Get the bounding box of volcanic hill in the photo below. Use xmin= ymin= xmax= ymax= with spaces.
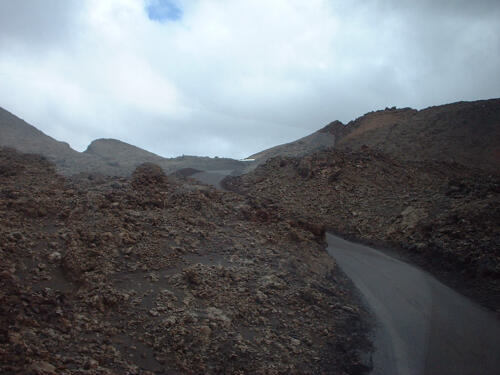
xmin=225 ymin=99 xmax=500 ymax=310
xmin=0 ymin=107 xmax=246 ymax=177
xmin=249 ymin=98 xmax=500 ymax=173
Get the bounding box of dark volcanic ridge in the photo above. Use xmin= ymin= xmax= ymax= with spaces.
xmin=249 ymin=98 xmax=500 ymax=173
xmin=2 ymin=98 xmax=499 ymax=180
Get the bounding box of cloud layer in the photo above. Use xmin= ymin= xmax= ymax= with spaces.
xmin=1 ymin=0 xmax=499 ymax=158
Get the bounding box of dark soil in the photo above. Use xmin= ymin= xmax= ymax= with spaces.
xmin=0 ymin=147 xmax=371 ymax=374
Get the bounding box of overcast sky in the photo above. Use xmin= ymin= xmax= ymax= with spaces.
xmin=1 ymin=0 xmax=499 ymax=158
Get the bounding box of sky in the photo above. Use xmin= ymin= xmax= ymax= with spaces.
xmin=0 ymin=0 xmax=499 ymax=159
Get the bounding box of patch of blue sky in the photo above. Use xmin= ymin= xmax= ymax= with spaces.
xmin=146 ymin=0 xmax=182 ymax=22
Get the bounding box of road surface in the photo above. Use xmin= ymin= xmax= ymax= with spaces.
xmin=190 ymin=169 xmax=233 ymax=191
xmin=326 ymin=233 xmax=500 ymax=375
xmin=187 ymin=170 xmax=500 ymax=374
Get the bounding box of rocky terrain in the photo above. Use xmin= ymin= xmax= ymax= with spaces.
xmin=0 ymin=147 xmax=371 ymax=374
xmin=246 ymin=121 xmax=347 ymax=169
xmin=248 ymin=98 xmax=500 ymax=173
xmin=0 ymin=107 xmax=246 ymax=177
xmin=2 ymin=97 xmax=498 ymax=373
xmin=225 ymin=147 xmax=500 ymax=311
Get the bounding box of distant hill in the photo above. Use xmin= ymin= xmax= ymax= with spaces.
xmin=84 ymin=138 xmax=244 ymax=174
xmin=0 ymin=107 xmax=114 ymax=175
xmin=2 ymin=98 xmax=498 ymax=176
xmin=336 ymin=99 xmax=500 ymax=172
xmin=249 ymin=98 xmax=500 ymax=173
xmin=248 ymin=120 xmax=346 ymax=164
xmin=0 ymin=107 xmax=246 ymax=176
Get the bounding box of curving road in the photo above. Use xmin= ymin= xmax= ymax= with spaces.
xmin=187 ymin=169 xmax=500 ymax=374
xmin=326 ymin=233 xmax=500 ymax=375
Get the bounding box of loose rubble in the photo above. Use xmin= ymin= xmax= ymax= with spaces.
xmin=225 ymin=147 xmax=500 ymax=311
xmin=0 ymin=147 xmax=371 ymax=374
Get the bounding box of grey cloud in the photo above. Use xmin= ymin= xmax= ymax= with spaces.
xmin=0 ymin=1 xmax=81 ymax=49
xmin=0 ymin=0 xmax=499 ymax=159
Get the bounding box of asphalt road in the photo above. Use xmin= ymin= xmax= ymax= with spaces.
xmin=190 ymin=169 xmax=234 ymax=190
xmin=189 ymin=170 xmax=500 ymax=374
xmin=326 ymin=233 xmax=500 ymax=375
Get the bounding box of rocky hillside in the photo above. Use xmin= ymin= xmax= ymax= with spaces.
xmin=4 ymin=98 xmax=497 ymax=178
xmin=84 ymin=139 xmax=244 ymax=175
xmin=0 ymin=147 xmax=370 ymax=374
xmin=84 ymin=139 xmax=167 ymax=168
xmin=225 ymin=147 xmax=500 ymax=311
xmin=247 ymin=98 xmax=500 ymax=173
xmin=337 ymin=99 xmax=500 ymax=173
xmin=0 ymin=107 xmax=246 ymax=177
xmin=247 ymin=121 xmax=347 ymax=167
xmin=0 ymin=107 xmax=114 ymax=176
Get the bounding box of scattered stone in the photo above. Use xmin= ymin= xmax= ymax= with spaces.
xmin=48 ymin=251 xmax=62 ymax=262
xmin=28 ymin=361 xmax=56 ymax=374
xmin=0 ymin=147 xmax=370 ymax=374
xmin=227 ymin=147 xmax=500 ymax=311
xmin=149 ymin=309 xmax=160 ymax=317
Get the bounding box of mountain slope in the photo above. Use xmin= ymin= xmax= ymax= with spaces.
xmin=85 ymin=138 xmax=245 ymax=174
xmin=3 ymin=98 xmax=498 ymax=177
xmin=249 ymin=99 xmax=500 ymax=173
xmin=248 ymin=120 xmax=346 ymax=164
xmin=0 ymin=107 xmax=115 ymax=175
xmin=0 ymin=107 xmax=246 ymax=176
xmin=337 ymin=99 xmax=500 ymax=172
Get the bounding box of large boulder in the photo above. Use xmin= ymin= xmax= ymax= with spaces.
xmin=131 ymin=162 xmax=167 ymax=187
